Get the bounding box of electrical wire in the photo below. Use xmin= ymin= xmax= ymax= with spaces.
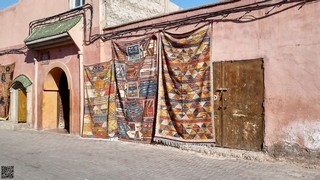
xmin=0 ymin=0 xmax=317 ymax=56
xmin=96 ymin=0 xmax=316 ymax=41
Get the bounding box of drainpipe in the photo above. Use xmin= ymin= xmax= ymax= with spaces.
xmin=34 ymin=57 xmax=38 ymax=129
xmin=79 ymin=50 xmax=84 ymax=136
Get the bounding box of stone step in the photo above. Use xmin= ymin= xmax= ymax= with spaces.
xmin=0 ymin=120 xmax=30 ymax=130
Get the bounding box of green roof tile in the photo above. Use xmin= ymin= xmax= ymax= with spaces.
xmin=12 ymin=74 xmax=32 ymax=88
xmin=25 ymin=16 xmax=82 ymax=43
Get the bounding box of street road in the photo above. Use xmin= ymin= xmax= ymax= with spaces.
xmin=0 ymin=129 xmax=319 ymax=180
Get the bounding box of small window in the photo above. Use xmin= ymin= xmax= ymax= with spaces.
xmin=70 ymin=0 xmax=85 ymax=9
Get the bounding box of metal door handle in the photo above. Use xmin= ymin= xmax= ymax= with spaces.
xmin=216 ymin=88 xmax=228 ymax=92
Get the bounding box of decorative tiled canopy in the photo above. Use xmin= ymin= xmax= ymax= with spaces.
xmin=25 ymin=16 xmax=81 ymax=43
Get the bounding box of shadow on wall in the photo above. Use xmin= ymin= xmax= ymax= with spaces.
xmin=24 ymin=50 xmax=35 ymax=64
xmin=24 ymin=45 xmax=78 ymax=64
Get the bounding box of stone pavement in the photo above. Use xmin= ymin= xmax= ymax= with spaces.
xmin=0 ymin=129 xmax=319 ymax=180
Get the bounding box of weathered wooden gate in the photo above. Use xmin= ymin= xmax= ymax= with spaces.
xmin=213 ymin=59 xmax=264 ymax=151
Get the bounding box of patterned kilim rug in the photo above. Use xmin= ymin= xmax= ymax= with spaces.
xmin=154 ymin=26 xmax=215 ymax=146
xmin=112 ymin=36 xmax=158 ymax=143
xmin=0 ymin=63 xmax=15 ymax=119
xmin=82 ymin=61 xmax=118 ymax=138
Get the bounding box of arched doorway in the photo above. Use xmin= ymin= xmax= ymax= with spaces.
xmin=42 ymin=67 xmax=70 ymax=133
xmin=10 ymin=75 xmax=32 ymax=124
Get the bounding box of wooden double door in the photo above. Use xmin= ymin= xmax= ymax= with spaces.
xmin=213 ymin=59 xmax=264 ymax=151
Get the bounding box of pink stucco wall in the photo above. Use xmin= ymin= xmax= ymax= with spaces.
xmin=211 ymin=0 xmax=320 ymax=154
xmin=1 ymin=0 xmax=319 ymax=156
xmin=102 ymin=0 xmax=320 ymax=155
xmin=0 ymin=0 xmax=70 ymax=128
xmin=0 ymin=0 xmax=102 ymax=135
xmin=0 ymin=0 xmax=69 ymax=49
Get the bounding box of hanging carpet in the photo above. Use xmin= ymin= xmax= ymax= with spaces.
xmin=82 ymin=61 xmax=118 ymax=138
xmin=154 ymin=26 xmax=215 ymax=146
xmin=112 ymin=36 xmax=158 ymax=143
xmin=0 ymin=63 xmax=15 ymax=119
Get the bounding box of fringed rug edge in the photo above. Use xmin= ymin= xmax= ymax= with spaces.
xmin=153 ymin=137 xmax=215 ymax=148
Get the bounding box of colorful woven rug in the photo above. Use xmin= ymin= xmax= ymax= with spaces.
xmin=154 ymin=26 xmax=214 ymax=146
xmin=0 ymin=63 xmax=15 ymax=119
xmin=82 ymin=61 xmax=118 ymax=138
xmin=112 ymin=36 xmax=158 ymax=143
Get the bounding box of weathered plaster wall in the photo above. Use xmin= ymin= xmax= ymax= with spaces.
xmin=102 ymin=0 xmax=320 ymax=156
xmin=103 ymin=0 xmax=181 ymax=28
xmin=210 ymin=0 xmax=320 ymax=156
xmin=258 ymin=1 xmax=320 ymax=157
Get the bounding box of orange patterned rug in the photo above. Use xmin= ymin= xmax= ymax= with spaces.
xmin=155 ymin=26 xmax=215 ymax=146
xmin=82 ymin=61 xmax=118 ymax=138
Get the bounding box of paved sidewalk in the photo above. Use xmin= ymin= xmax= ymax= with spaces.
xmin=0 ymin=129 xmax=319 ymax=180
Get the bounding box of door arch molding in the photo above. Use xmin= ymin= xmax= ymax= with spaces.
xmin=10 ymin=74 xmax=33 ymax=125
xmin=43 ymin=62 xmax=72 ymax=90
xmin=42 ymin=64 xmax=72 ymax=133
